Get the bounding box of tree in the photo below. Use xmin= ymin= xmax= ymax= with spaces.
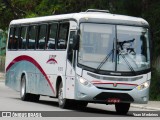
xmin=0 ymin=0 xmax=160 ymax=60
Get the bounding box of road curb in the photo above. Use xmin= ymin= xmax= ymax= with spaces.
xmin=131 ymin=104 xmax=160 ymax=111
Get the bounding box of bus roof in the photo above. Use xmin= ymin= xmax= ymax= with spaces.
xmin=10 ymin=11 xmax=149 ymax=27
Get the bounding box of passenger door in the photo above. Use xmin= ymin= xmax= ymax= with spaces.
xmin=65 ymin=31 xmax=76 ymax=99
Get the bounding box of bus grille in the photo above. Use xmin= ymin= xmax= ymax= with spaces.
xmin=96 ymin=87 xmax=133 ymax=91
xmin=88 ymin=72 xmax=143 ymax=81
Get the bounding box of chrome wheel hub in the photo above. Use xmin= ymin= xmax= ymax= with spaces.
xmin=58 ymin=88 xmax=64 ymax=105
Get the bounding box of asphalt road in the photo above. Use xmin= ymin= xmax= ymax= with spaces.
xmin=0 ymin=80 xmax=159 ymax=120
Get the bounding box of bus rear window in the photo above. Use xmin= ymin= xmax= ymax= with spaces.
xmin=8 ymin=27 xmax=14 ymax=49
xmin=12 ymin=27 xmax=19 ymax=49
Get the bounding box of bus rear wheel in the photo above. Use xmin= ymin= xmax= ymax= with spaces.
xmin=58 ymin=82 xmax=70 ymax=108
xmin=115 ymin=103 xmax=130 ymax=115
xmin=20 ymin=75 xmax=40 ymax=102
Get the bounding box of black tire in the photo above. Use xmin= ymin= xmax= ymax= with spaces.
xmin=20 ymin=75 xmax=40 ymax=102
xmin=115 ymin=103 xmax=130 ymax=115
xmin=58 ymin=82 xmax=70 ymax=108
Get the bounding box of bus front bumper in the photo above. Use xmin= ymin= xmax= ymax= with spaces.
xmin=75 ymin=82 xmax=149 ymax=104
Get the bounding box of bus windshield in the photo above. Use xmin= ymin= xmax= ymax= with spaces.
xmin=78 ymin=23 xmax=150 ymax=73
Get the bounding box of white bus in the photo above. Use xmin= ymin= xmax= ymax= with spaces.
xmin=5 ymin=9 xmax=151 ymax=114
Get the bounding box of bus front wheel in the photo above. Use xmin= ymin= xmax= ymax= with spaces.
xmin=58 ymin=82 xmax=70 ymax=108
xmin=115 ymin=103 xmax=130 ymax=115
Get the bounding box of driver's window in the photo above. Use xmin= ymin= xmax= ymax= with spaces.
xmin=57 ymin=22 xmax=69 ymax=49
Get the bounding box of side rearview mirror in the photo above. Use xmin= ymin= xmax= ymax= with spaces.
xmin=72 ymin=35 xmax=80 ymax=50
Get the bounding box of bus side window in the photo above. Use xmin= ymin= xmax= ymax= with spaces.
xmin=28 ymin=25 xmax=37 ymax=49
xmin=20 ymin=26 xmax=27 ymax=49
xmin=57 ymin=23 xmax=69 ymax=49
xmin=18 ymin=27 xmax=22 ymax=49
xmin=8 ymin=27 xmax=14 ymax=49
xmin=47 ymin=23 xmax=58 ymax=49
xmin=38 ymin=24 xmax=47 ymax=49
xmin=12 ymin=27 xmax=19 ymax=50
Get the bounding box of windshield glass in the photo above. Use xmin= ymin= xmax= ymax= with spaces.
xmin=78 ymin=23 xmax=150 ymax=73
xmin=116 ymin=25 xmax=150 ymax=72
xmin=79 ymin=23 xmax=116 ymax=71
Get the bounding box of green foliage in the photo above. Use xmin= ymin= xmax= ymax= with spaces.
xmin=143 ymin=1 xmax=160 ymax=59
xmin=149 ymin=68 xmax=160 ymax=100
xmin=25 ymin=12 xmax=38 ymax=18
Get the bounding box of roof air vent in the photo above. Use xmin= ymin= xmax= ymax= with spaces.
xmin=85 ymin=9 xmax=110 ymax=13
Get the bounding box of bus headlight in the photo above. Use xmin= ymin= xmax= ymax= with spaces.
xmin=77 ymin=76 xmax=93 ymax=87
xmin=137 ymin=81 xmax=150 ymax=90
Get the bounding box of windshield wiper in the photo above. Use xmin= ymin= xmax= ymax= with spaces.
xmin=96 ymin=40 xmax=115 ymax=72
xmin=96 ymin=49 xmax=114 ymax=72
xmin=119 ymin=54 xmax=136 ymax=75
xmin=95 ymin=38 xmax=136 ymax=74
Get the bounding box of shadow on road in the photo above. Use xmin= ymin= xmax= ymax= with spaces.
xmin=38 ymin=99 xmax=59 ymax=107
xmin=38 ymin=100 xmax=133 ymax=117
xmin=10 ymin=97 xmax=133 ymax=117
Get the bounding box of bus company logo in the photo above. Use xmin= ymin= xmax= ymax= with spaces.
xmin=46 ymin=55 xmax=57 ymax=64
xmin=113 ymin=83 xmax=117 ymax=87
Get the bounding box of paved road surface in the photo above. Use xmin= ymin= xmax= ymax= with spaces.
xmin=0 ymin=81 xmax=159 ymax=120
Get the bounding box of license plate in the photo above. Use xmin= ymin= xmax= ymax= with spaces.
xmin=107 ymin=98 xmax=121 ymax=103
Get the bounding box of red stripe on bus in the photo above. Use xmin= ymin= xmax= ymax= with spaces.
xmin=6 ymin=55 xmax=55 ymax=94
